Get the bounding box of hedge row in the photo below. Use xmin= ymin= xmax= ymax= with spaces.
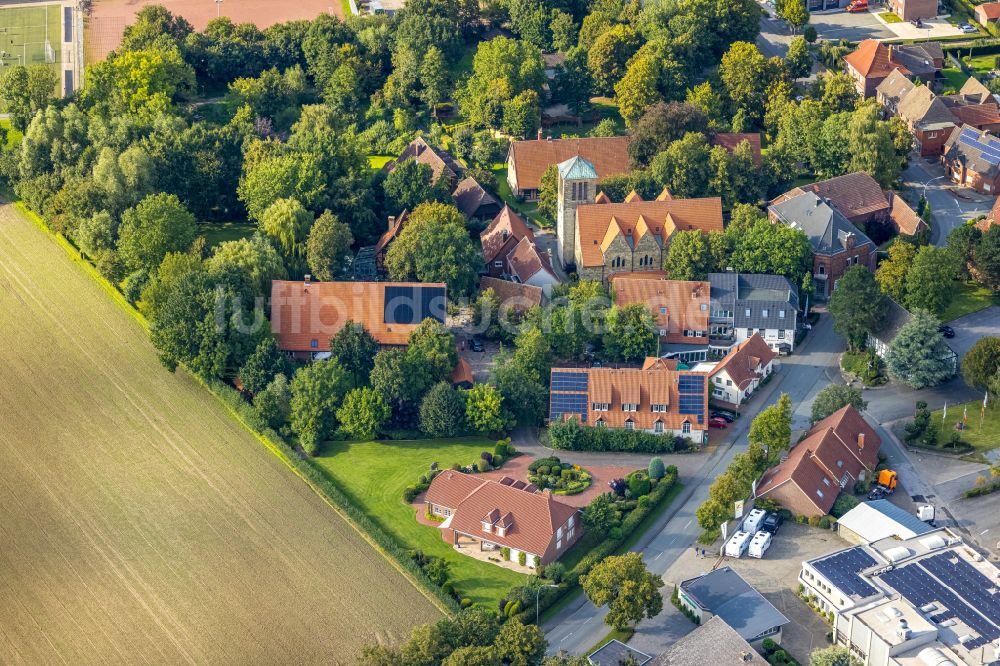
xmin=22 ymin=200 xmax=460 ymax=616
xmin=514 ymin=466 xmax=679 ymax=624
xmin=549 ymin=416 xmax=693 ymax=453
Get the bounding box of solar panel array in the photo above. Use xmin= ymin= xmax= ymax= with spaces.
xmin=813 ymin=547 xmax=879 ymax=599
xmin=383 ymin=285 xmax=447 ymax=325
xmin=677 ymin=375 xmax=706 ymax=424
xmin=879 ymin=553 xmax=1000 ymax=651
xmin=959 ymin=126 xmax=1000 ymax=167
xmin=549 ymin=371 xmax=588 ymax=423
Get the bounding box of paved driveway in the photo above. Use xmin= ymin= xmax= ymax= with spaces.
xmin=902 ymin=158 xmax=996 ymax=246
xmin=947 ymin=306 xmax=1000 ymax=358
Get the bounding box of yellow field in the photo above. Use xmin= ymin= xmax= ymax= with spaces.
xmin=0 ymin=203 xmax=440 ymax=664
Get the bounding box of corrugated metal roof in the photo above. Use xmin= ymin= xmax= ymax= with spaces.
xmin=837 ymin=500 xmax=935 ymax=543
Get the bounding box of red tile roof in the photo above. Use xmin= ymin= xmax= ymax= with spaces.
xmin=480 ymin=206 xmax=534 ymax=265
xmin=508 ymin=136 xmax=631 ymax=191
xmin=709 ymin=333 xmax=776 ymax=391
xmin=979 ymin=198 xmax=1000 ymax=231
xmin=886 ymin=192 xmax=926 ymax=236
xmin=978 ymin=1 xmax=1000 ymax=19
xmin=711 ymin=133 xmax=762 ymax=165
xmin=609 ymin=276 xmax=710 ymax=345
xmin=949 ymin=103 xmax=1000 ymax=128
xmin=479 ymin=276 xmax=545 ymax=311
xmin=450 ymin=357 xmax=474 ymax=387
xmin=507 ymin=236 xmax=556 ymax=283
xmin=576 ymin=198 xmax=724 ymax=268
xmin=844 ymin=40 xmax=909 ymax=79
xmin=452 ymin=176 xmax=500 ymax=218
xmin=813 ymin=404 xmax=881 ymax=471
xmin=374 ymin=209 xmax=408 ymax=257
xmin=425 ymin=471 xmax=579 ymax=557
xmin=799 ymin=172 xmax=890 ymax=221
xmin=270 ymin=279 xmax=446 ymax=349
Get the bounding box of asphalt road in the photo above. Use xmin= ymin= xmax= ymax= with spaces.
xmin=543 ymin=312 xmax=847 ymax=655
xmin=902 ymin=158 xmax=995 ymax=246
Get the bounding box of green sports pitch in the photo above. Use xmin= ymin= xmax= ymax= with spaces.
xmin=0 ymin=3 xmax=62 ymax=69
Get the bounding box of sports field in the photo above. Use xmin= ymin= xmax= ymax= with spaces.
xmin=87 ymin=0 xmax=344 ymax=62
xmin=0 ymin=203 xmax=440 ymax=663
xmin=0 ymin=3 xmax=61 ymax=67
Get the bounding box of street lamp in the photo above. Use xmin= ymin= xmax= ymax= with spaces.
xmin=536 ymin=584 xmax=559 ymax=625
xmin=215 ymin=0 xmax=223 ymax=17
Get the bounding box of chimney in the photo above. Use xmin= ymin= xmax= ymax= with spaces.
xmin=858 ymin=432 xmax=865 ymax=449
xmin=537 ymin=128 xmax=543 ymax=140
xmin=387 ymin=215 xmax=395 ymax=231
xmin=304 ymin=274 xmax=311 ymax=286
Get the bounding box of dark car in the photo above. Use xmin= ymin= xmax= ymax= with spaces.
xmin=938 ymin=325 xmax=955 ymax=339
xmin=470 ymin=338 xmax=484 ymax=352
xmin=708 ymin=416 xmax=728 ymax=429
xmin=868 ymin=486 xmax=887 ymax=501
xmin=711 ymin=410 xmax=738 ymax=423
xmin=762 ymin=512 xmax=783 ymax=535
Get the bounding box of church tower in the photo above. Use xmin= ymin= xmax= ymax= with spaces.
xmin=556 ymin=155 xmax=599 ymax=268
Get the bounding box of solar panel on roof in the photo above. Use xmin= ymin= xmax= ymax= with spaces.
xmin=551 ymin=371 xmax=589 ymax=392
xmin=813 ymin=547 xmax=879 ymax=598
xmin=677 ymin=374 xmax=706 ymax=424
xmin=959 ymin=127 xmax=1000 ymax=166
xmin=383 ymin=285 xmax=446 ymax=325
xmin=549 ymin=391 xmax=587 ymax=423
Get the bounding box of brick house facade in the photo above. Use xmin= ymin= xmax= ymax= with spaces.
xmin=942 ymin=124 xmax=1000 ymax=194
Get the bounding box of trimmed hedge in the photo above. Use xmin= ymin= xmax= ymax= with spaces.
xmin=514 ymin=465 xmax=679 ymax=624
xmin=549 ymin=416 xmax=692 ymax=453
xmin=19 ymin=200 xmax=460 ymax=616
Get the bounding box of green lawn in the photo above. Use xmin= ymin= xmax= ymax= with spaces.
xmin=879 ymin=11 xmax=903 ymax=23
xmin=312 ymin=438 xmax=531 ymax=606
xmin=940 ymin=67 xmax=969 ymax=93
xmin=368 ymin=155 xmax=395 ymax=169
xmin=940 ymin=281 xmax=1000 ymax=322
xmin=491 ymin=165 xmax=549 ymax=226
xmin=929 ymin=400 xmax=1000 ymax=452
xmin=199 ymin=222 xmax=256 ymax=248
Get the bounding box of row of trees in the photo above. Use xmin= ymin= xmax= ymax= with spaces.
xmin=240 ymin=320 xmax=514 ymax=453
xmin=696 ymin=394 xmax=793 ymax=534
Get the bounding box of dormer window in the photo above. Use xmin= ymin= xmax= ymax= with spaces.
xmin=763 ymin=309 xmax=769 ymax=317
xmin=482 ymin=522 xmax=492 ymax=533
xmin=623 ymin=403 xmax=638 ymax=412
xmin=779 ymin=310 xmax=785 ymax=318
xmin=651 ymin=404 xmax=667 ymax=413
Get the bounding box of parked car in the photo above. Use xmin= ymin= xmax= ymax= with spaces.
xmin=959 ymin=23 xmax=977 ymax=33
xmin=938 ymin=325 xmax=955 ymax=338
xmin=868 ymin=486 xmax=888 ymax=500
xmin=761 ymin=512 xmax=783 ymax=535
xmin=470 ymin=338 xmax=484 ymax=352
xmin=711 ymin=410 xmax=738 ymax=423
xmin=708 ymin=416 xmax=728 ymax=429
xmin=846 ymin=0 xmax=868 ymax=12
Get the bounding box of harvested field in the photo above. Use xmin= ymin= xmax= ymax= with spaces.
xmin=86 ymin=0 xmax=344 ymax=63
xmin=0 ymin=203 xmax=440 ymax=664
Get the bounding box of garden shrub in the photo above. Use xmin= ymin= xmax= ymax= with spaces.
xmin=627 ymin=470 xmax=651 ymax=497
xmin=518 ymin=551 xmax=527 ymax=566
xmin=460 ymin=598 xmax=472 ymax=608
xmin=403 ymin=486 xmax=420 ymax=503
xmin=831 ymin=493 xmax=860 ymax=518
xmin=808 ymin=515 xmax=821 ymax=527
xmin=501 ymin=547 xmax=510 ymax=561
xmin=549 ymin=416 xmax=680 ymax=452
xmin=493 ymin=454 xmax=503 ymax=467
xmin=648 ymin=457 xmax=665 ymax=480
xmin=818 ymin=516 xmax=833 ymax=529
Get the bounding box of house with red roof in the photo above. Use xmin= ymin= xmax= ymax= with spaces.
xmin=480 ymin=206 xmax=559 ymax=295
xmin=754 ymin=406 xmax=881 ymax=518
xmin=424 ymin=471 xmax=582 ymax=568
xmin=843 ymin=40 xmax=942 ymax=98
xmin=705 ymin=334 xmax=777 ymax=408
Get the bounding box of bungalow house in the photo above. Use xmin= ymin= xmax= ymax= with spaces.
xmin=424 ymin=471 xmax=581 ymax=568
xmin=704 ymin=333 xmax=777 ymax=408
xmin=480 ymin=206 xmax=559 ymax=295
xmin=609 ymin=273 xmax=711 ymax=363
xmin=942 ymin=124 xmax=1000 ymax=194
xmin=557 ymin=157 xmax=724 ymax=280
xmin=270 ymin=278 xmax=446 ymax=358
xmin=384 ymin=137 xmax=464 ymax=190
xmin=506 ymin=135 xmax=631 ymax=200
xmin=677 ymin=568 xmax=790 ymax=646
xmin=548 ymin=363 xmax=710 ymax=441
xmin=768 ymin=191 xmax=877 ymax=299
xmin=975 ymin=1 xmax=1000 ymax=25
xmin=843 ymin=40 xmax=942 ymax=98
xmin=707 ymin=273 xmax=800 ymax=354
xmin=877 ymin=74 xmax=1000 ymax=157
xmin=867 ymin=298 xmax=958 ymax=370
xmin=452 ymin=176 xmax=501 ymax=220
xmin=755 ymin=405 xmax=881 ymax=518
xmin=710 ymin=132 xmax=762 ymax=165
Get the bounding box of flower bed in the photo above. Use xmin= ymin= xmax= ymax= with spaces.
xmin=527 ymin=456 xmax=592 ymax=495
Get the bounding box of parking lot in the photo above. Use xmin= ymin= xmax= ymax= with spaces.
xmin=809 ymin=9 xmax=896 ymax=42
xmin=655 ymin=522 xmax=849 ymax=663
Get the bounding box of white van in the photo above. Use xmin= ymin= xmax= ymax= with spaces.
xmin=748 ymin=531 xmax=772 ymax=559
xmin=725 ymin=530 xmax=752 ymax=558
xmin=743 ymin=508 xmax=767 ymax=535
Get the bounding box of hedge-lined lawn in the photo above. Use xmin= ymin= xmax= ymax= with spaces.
xmin=941 ymin=281 xmax=1000 ymax=322
xmin=313 ymin=438 xmax=530 ymax=606
xmin=198 ymin=221 xmax=256 ymax=248
xmin=368 ymin=155 xmax=395 ymax=169
xmin=941 ymin=67 xmax=969 ymax=92
xmin=930 ymin=400 xmax=1000 ymax=452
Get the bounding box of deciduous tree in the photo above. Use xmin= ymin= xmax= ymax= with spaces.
xmin=829 ymin=266 xmax=886 ymax=349
xmin=961 ymin=337 xmax=1000 ymax=395
xmin=581 ymin=553 xmax=664 ymax=631
xmin=259 ymin=197 xmax=312 ymax=277
xmin=749 ymin=393 xmax=792 ymax=455
xmin=875 ymin=239 xmax=916 ymax=303
xmin=117 ymin=193 xmax=197 ymax=275
xmin=811 ymin=385 xmax=867 ymax=423
xmin=906 ymin=245 xmax=957 ymax=316
xmin=337 ymin=387 xmax=390 ymax=440
xmin=465 ymin=384 xmax=512 ymax=435
xmin=239 ymin=337 xmax=290 ymax=395
xmin=664 ymin=230 xmax=713 ymax=280
xmin=330 ymin=322 xmax=379 ymax=388
xmin=306 ymin=211 xmax=354 ymax=281
xmin=290 ymin=359 xmax=351 ymax=454
xmin=603 ymin=304 xmax=657 ymax=362
xmin=385 ymin=202 xmax=480 ymax=296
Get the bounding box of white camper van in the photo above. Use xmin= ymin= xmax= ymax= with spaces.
xmin=725 ymin=530 xmax=752 ymax=558
xmin=748 ymin=531 xmax=772 ymax=559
